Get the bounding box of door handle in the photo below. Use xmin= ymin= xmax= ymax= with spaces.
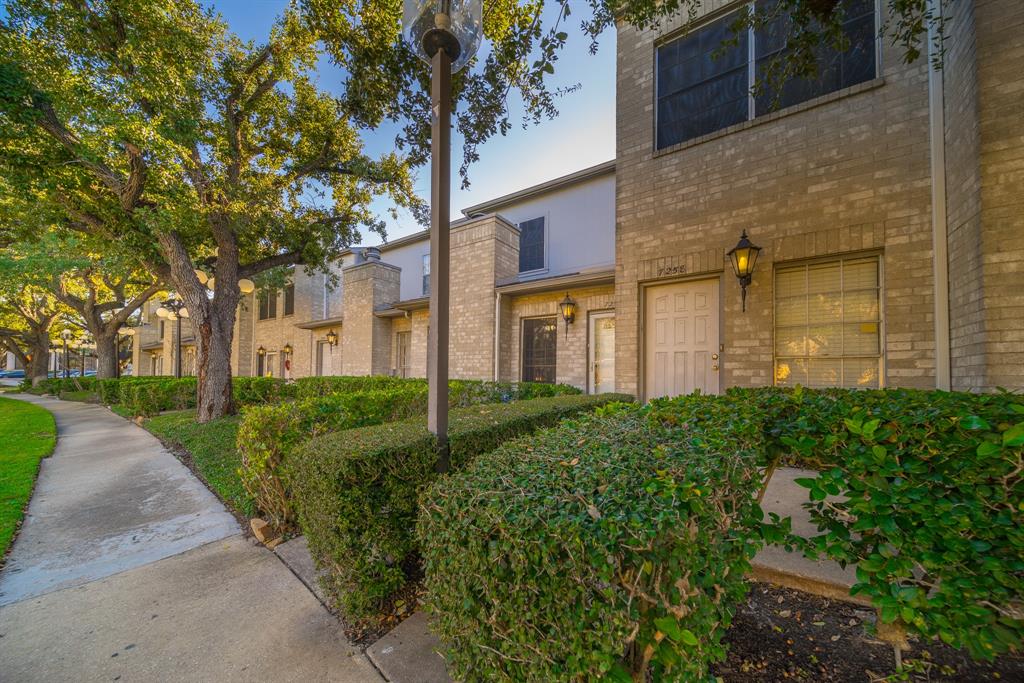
xmin=712 ymin=364 xmax=719 ymax=371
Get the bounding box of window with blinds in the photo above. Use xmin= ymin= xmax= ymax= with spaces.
xmin=521 ymin=317 xmax=557 ymax=383
xmin=258 ymin=289 xmax=277 ymax=320
xmin=774 ymin=256 xmax=882 ymax=388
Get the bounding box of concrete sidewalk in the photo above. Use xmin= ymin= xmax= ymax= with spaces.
xmin=0 ymin=395 xmax=382 ymax=682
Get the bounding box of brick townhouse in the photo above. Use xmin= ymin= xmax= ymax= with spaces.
xmin=132 ymin=0 xmax=1022 ymax=397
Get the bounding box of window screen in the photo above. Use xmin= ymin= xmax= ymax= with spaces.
xmin=521 ymin=317 xmax=557 ymax=383
xmin=656 ymin=11 xmax=749 ymax=149
xmin=655 ymin=0 xmax=877 ymax=149
xmin=754 ymin=0 xmax=876 ymax=114
xmin=258 ymin=290 xmax=277 ymax=320
xmin=283 ymin=283 xmax=295 ymax=316
xmin=518 ymin=217 xmax=545 ymax=272
xmin=774 ymin=256 xmax=882 ymax=389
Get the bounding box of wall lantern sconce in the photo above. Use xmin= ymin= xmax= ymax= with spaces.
xmin=282 ymin=343 xmax=293 ymax=355
xmin=559 ymin=293 xmax=577 ymax=337
xmin=727 ymin=230 xmax=762 ymax=313
xmin=256 ymin=346 xmax=266 ymax=357
xmin=326 ymin=329 xmax=338 ymax=347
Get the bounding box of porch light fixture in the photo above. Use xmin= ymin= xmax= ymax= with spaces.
xmin=238 ymin=278 xmax=256 ymax=294
xmin=326 ymin=330 xmax=338 ymax=347
xmin=727 ymin=230 xmax=762 ymax=313
xmin=282 ymin=343 xmax=293 ymax=355
xmin=559 ymin=293 xmax=577 ymax=337
xmin=256 ymin=346 xmax=266 ymax=357
xmin=403 ymin=0 xmax=484 ymax=474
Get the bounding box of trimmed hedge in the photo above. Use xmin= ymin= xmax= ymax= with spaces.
xmin=96 ymin=376 xmax=293 ymax=416
xmin=37 ymin=376 xmax=99 ymax=395
xmin=287 ymin=393 xmax=634 ymax=622
xmin=237 ymin=379 xmax=583 ymax=527
xmin=418 ymin=395 xmax=767 ymax=682
xmin=237 ymin=384 xmax=433 ymax=526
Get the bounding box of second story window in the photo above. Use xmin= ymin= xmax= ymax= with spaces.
xmin=656 ymin=0 xmax=877 ymax=150
xmin=518 ymin=217 xmax=545 ymax=273
xmin=422 ymin=253 xmax=431 ymax=296
xmin=283 ymin=283 xmax=295 ymax=316
xmin=258 ymin=289 xmax=277 ymax=320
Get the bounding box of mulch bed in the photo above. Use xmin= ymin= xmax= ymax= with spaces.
xmin=713 ymin=583 xmax=1023 ymax=681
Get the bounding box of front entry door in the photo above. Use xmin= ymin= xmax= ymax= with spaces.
xmin=588 ymin=312 xmax=616 ymax=394
xmin=645 ymin=279 xmax=720 ymax=400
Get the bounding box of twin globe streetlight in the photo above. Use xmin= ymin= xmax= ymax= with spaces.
xmin=152 ymin=274 xmax=257 ymax=378
xmin=403 ymin=0 xmax=483 ymax=473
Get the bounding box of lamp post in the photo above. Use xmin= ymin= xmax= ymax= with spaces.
xmin=61 ymin=329 xmax=72 ymax=379
xmin=403 ymin=0 xmax=483 ymax=473
xmin=156 ymin=298 xmax=188 ymax=378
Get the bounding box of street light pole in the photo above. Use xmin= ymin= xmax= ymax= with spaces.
xmin=427 ymin=45 xmax=452 ymax=472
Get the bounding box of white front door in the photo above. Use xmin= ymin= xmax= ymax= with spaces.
xmin=588 ymin=312 xmax=616 ymax=394
xmin=645 ymin=279 xmax=720 ymax=400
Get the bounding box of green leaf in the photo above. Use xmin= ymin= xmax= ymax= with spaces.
xmin=679 ymin=629 xmax=700 ymax=647
xmin=976 ymin=441 xmax=1001 ymax=456
xmin=961 ymin=415 xmax=991 ymax=430
xmin=1002 ymin=422 xmax=1024 ymax=447
xmin=654 ymin=616 xmax=683 ymax=641
xmin=793 ymin=477 xmax=818 ymax=489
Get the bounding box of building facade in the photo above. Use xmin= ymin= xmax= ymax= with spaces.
xmin=132 ymin=0 xmax=1022 ymax=397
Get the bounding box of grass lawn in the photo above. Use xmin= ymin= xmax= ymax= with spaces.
xmin=0 ymin=396 xmax=57 ymax=558
xmin=141 ymin=410 xmax=254 ymax=518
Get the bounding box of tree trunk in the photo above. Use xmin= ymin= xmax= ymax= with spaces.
xmin=196 ymin=308 xmax=235 ymax=422
xmin=29 ymin=336 xmax=50 ymax=386
xmin=94 ymin=332 xmax=118 ymax=378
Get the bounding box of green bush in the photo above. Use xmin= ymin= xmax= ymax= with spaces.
xmin=32 ymin=376 xmax=99 ymax=395
xmin=743 ymin=386 xmax=1024 ymax=661
xmin=293 ymin=375 xmax=414 ymax=398
xmin=126 ymin=378 xmax=198 ymax=416
xmin=287 ymin=393 xmax=633 ymax=622
xmin=232 ymin=376 xmax=294 ymax=405
xmin=418 ymin=395 xmax=766 ymax=682
xmin=237 ymin=384 xmax=432 ymax=526
xmin=238 ymin=379 xmax=584 ymax=527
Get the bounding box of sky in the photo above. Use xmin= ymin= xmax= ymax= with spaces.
xmin=210 ymin=1 xmax=617 ymax=245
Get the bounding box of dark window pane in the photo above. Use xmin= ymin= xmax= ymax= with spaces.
xmin=518 ymin=217 xmax=545 ymax=272
xmin=284 ymin=284 xmax=295 ymax=316
xmin=656 ymin=10 xmax=749 ymax=148
xmin=258 ymin=289 xmax=277 ymax=320
xmin=522 ymin=317 xmax=557 ymax=384
xmin=754 ymin=0 xmax=876 ymax=115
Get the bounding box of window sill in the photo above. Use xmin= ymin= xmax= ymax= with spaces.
xmin=517 ymin=268 xmax=549 ymax=280
xmin=653 ymin=77 xmax=886 ymax=159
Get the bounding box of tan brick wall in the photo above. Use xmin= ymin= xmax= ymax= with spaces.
xmin=504 ymin=285 xmax=616 ymax=391
xmin=972 ymin=0 xmax=1024 ymax=390
xmin=615 ymin=6 xmax=936 ymax=397
xmin=341 ymin=260 xmax=401 ymax=376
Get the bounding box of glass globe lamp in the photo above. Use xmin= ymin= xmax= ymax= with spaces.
xmin=403 ymin=0 xmax=482 ymax=73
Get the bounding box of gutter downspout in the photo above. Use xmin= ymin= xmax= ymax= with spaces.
xmin=928 ymin=0 xmax=952 ymax=391
xmin=493 ymin=290 xmax=501 ymax=381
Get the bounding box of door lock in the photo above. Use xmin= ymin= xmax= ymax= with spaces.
xmin=712 ymin=354 xmax=719 ymax=360
xmin=712 ymin=365 xmax=719 ymax=371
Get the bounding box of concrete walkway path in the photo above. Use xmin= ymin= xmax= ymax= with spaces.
xmin=0 ymin=395 xmax=382 ymax=682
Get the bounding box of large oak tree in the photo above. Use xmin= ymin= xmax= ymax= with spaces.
xmin=1 ymin=1 xmax=423 ymax=420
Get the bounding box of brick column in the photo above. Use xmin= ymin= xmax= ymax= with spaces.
xmin=448 ymin=215 xmax=519 ymax=380
xmin=341 ymin=258 xmax=401 ymax=376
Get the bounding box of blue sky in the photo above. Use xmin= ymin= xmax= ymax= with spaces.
xmin=210 ymin=1 xmax=616 ymax=244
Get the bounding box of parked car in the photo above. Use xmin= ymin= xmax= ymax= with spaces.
xmin=0 ymin=369 xmax=26 ymax=378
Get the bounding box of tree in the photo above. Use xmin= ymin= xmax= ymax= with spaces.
xmin=0 ymin=277 xmax=62 ymax=386
xmin=303 ymin=0 xmax=947 ymax=185
xmin=0 ymin=1 xmax=423 ymax=420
